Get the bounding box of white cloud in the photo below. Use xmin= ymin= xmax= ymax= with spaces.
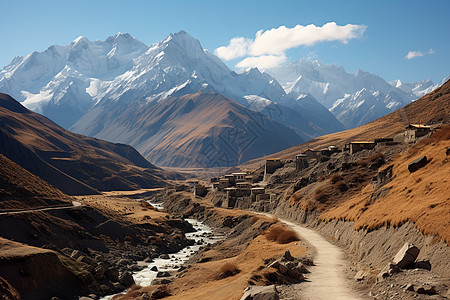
xmin=215 ymin=37 xmax=252 ymax=61
xmin=405 ymin=49 xmax=434 ymax=60
xmin=249 ymin=22 xmax=366 ymax=56
xmin=215 ymin=22 xmax=366 ymax=70
xmin=236 ymin=54 xmax=287 ymax=70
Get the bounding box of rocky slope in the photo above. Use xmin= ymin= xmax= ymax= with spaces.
xmin=0 ymin=93 xmax=177 ymax=195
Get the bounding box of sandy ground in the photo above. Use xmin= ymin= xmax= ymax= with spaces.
xmin=278 ymin=218 xmax=362 ymax=300
xmin=75 ymin=190 xmax=167 ymax=223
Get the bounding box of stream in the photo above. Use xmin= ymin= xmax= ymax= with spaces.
xmin=101 ymin=200 xmax=223 ymax=299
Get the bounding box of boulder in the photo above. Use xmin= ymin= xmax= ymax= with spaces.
xmin=267 ymin=260 xmax=280 ymax=269
xmin=118 ymin=271 xmax=135 ymax=287
xmin=278 ymin=264 xmax=288 ymax=275
xmin=156 ymin=271 xmax=171 ymax=278
xmin=150 ymin=266 xmax=158 ymax=272
xmin=287 ymin=268 xmax=304 ymax=281
xmin=415 ymin=284 xmax=437 ymax=295
xmin=240 ymin=285 xmax=279 ymax=300
xmin=414 ymin=260 xmax=431 ymax=271
xmin=283 ymin=250 xmax=294 ymax=261
xmin=393 ymin=243 xmax=420 ymax=269
xmin=296 ymin=263 xmax=309 ymax=274
xmin=408 ymin=156 xmax=428 ymax=173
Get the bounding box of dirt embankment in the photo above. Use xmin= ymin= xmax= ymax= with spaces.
xmin=114 ymin=191 xmax=308 ymax=300
xmin=0 ymin=191 xmax=196 ymax=300
xmin=0 ymin=238 xmax=87 ymax=300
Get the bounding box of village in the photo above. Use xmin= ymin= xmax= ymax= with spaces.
xmin=167 ymin=123 xmax=440 ymax=211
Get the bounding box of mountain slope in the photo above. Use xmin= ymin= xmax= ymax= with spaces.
xmin=0 ymin=93 xmax=173 ymax=195
xmin=237 ymin=79 xmax=450 ymax=170
xmin=0 ymin=154 xmax=72 ymax=210
xmin=72 ymin=91 xmax=303 ymax=168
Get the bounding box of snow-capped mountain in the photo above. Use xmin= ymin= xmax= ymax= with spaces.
xmin=0 ymin=32 xmax=148 ymax=128
xmin=1 ymin=31 xmax=344 ymax=167
xmin=266 ymin=59 xmax=445 ymax=129
xmin=389 ymin=78 xmax=442 ymax=98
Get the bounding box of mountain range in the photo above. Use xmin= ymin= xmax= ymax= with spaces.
xmin=0 ymin=31 xmax=446 ymax=168
xmin=266 ymin=59 xmax=446 ymax=129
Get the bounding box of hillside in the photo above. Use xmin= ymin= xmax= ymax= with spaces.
xmin=237 ymin=79 xmax=450 ymax=171
xmin=72 ymin=91 xmax=303 ymax=168
xmin=0 ymin=93 xmax=176 ymax=195
xmin=0 ymin=154 xmax=72 ymax=210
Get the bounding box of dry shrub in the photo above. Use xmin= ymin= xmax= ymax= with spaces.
xmin=264 ymin=224 xmax=299 ymax=244
xmin=216 ymin=262 xmax=241 ymax=279
xmin=329 ymin=172 xmax=342 ymax=184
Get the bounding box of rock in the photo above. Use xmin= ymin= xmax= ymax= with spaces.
xmin=105 ymin=268 xmax=119 ymax=282
xmin=150 ymin=266 xmax=158 ymax=272
xmin=287 ymin=268 xmax=304 ymax=281
xmin=117 ymin=258 xmax=132 ymax=266
xmin=93 ymin=265 xmax=107 ymax=280
xmin=156 ymin=271 xmax=171 ymax=278
xmin=78 ymin=255 xmax=95 ymax=265
xmin=70 ymin=249 xmax=86 ymax=260
xmin=354 ymin=270 xmax=368 ymax=281
xmin=118 ymin=271 xmax=135 ymax=287
xmin=177 ymin=266 xmax=187 ymax=272
xmin=408 ymin=156 xmax=428 ymax=172
xmin=278 ymin=264 xmax=288 ymax=275
xmin=405 ymin=284 xmax=415 ymax=291
xmin=393 ymin=243 xmax=420 ymax=269
xmin=296 ymin=263 xmax=309 ymax=274
xmin=151 ymin=286 xmax=171 ymax=299
xmin=377 ymin=263 xmax=400 ymax=281
xmin=160 ymin=254 xmax=170 ymax=259
xmin=99 ymin=284 xmax=111 ymax=295
xmin=414 ymin=260 xmax=431 ymax=271
xmin=152 ymin=278 xmax=172 ymax=285
xmin=240 ymin=285 xmax=279 ymax=300
xmin=113 ymin=282 xmax=125 ymax=291
xmin=283 ymin=250 xmax=294 ymax=261
xmin=267 ymin=260 xmax=280 ymax=269
xmin=415 ymin=284 xmax=437 ymax=295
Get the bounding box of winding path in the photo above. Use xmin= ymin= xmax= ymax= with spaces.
xmin=280 ymin=218 xmax=361 ymax=300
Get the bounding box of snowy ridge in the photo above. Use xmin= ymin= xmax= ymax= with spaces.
xmin=267 ymin=59 xmax=447 ymax=129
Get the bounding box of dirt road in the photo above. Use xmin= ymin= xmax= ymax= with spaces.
xmin=281 ymin=218 xmax=362 ymax=300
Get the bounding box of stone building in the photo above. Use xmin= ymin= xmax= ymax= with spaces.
xmin=295 ymin=154 xmax=309 ymax=170
xmin=405 ymin=124 xmax=431 ymax=142
xmin=348 ymin=142 xmax=376 ymax=154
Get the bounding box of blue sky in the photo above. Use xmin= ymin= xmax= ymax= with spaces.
xmin=1 ymin=0 xmax=449 ymax=83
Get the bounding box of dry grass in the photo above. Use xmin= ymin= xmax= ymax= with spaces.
xmin=264 ymin=224 xmax=299 ymax=244
xmin=215 ymin=262 xmax=241 ymax=280
xmin=322 ymin=126 xmax=450 ymax=243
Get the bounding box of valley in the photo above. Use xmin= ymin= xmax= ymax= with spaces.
xmin=0 ymin=17 xmax=448 ymax=300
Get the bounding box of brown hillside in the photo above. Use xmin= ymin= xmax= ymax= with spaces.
xmin=72 ymin=91 xmax=303 ymax=168
xmin=321 ymin=125 xmax=450 ymax=243
xmin=0 ymin=93 xmax=178 ymax=195
xmin=238 ymin=79 xmax=450 ymax=170
xmin=0 ymin=154 xmax=71 ymax=210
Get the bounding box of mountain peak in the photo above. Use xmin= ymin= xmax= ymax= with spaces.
xmin=71 ymin=35 xmax=89 ymax=45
